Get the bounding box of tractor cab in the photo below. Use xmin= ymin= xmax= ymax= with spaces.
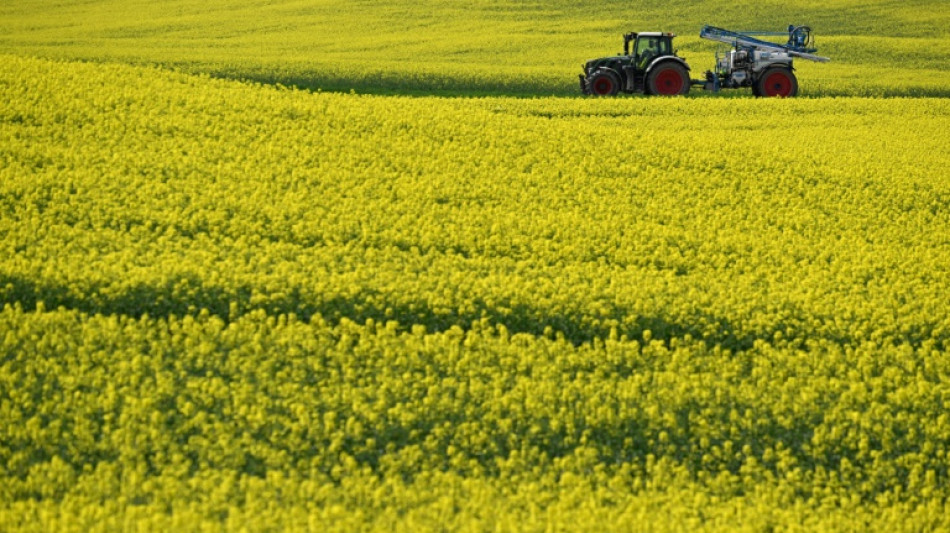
xmin=624 ymin=33 xmax=675 ymax=66
xmin=630 ymin=33 xmax=674 ymax=69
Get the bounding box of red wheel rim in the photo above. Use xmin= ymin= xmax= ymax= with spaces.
xmin=592 ymin=77 xmax=614 ymax=95
xmin=763 ymin=71 xmax=793 ymax=97
xmin=654 ymin=68 xmax=684 ymax=95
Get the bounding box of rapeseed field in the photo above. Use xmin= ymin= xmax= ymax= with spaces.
xmin=1 ymin=0 xmax=948 ymax=96
xmin=2 ymin=0 xmax=950 ymax=530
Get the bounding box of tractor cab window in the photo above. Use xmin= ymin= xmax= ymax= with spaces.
xmin=635 ymin=37 xmax=671 ymax=67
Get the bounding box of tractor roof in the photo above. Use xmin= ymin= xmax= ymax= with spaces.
xmin=634 ymin=32 xmax=675 ymax=37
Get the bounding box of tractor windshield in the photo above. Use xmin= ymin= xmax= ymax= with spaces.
xmin=635 ymin=37 xmax=671 ymax=68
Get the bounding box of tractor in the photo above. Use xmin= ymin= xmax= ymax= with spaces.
xmin=580 ymin=25 xmax=829 ymax=97
xmin=580 ymin=32 xmax=691 ymax=96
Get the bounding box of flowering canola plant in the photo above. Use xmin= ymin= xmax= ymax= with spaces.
xmin=1 ymin=54 xmax=950 ymax=531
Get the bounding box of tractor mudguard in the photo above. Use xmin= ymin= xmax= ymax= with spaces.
xmin=644 ymin=56 xmax=690 ymax=77
xmin=595 ymin=66 xmax=623 ymax=80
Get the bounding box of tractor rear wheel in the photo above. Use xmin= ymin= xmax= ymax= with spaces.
xmin=588 ymin=70 xmax=620 ymax=96
xmin=756 ymin=68 xmax=798 ymax=97
xmin=646 ymin=62 xmax=690 ymax=96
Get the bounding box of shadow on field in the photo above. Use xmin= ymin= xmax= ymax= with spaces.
xmin=205 ymin=69 xmax=576 ymax=98
xmin=4 ymin=272 xmax=941 ymax=503
xmin=210 ymin=69 xmax=950 ymax=99
xmin=0 ymin=271 xmax=929 ymax=353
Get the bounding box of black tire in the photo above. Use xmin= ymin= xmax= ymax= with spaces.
xmin=646 ymin=61 xmax=690 ymax=96
xmin=588 ymin=70 xmax=620 ymax=96
xmin=755 ymin=67 xmax=799 ymax=97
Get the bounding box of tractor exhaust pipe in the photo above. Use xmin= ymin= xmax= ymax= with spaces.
xmin=623 ymin=33 xmax=636 ymax=56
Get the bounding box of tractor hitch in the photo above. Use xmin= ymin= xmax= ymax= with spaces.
xmin=694 ymin=71 xmax=721 ymax=92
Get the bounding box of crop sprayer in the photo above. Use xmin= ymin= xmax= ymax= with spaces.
xmin=579 ymin=24 xmax=830 ymax=97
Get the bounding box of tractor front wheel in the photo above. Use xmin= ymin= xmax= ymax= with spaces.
xmin=588 ymin=70 xmax=620 ymax=96
xmin=756 ymin=68 xmax=798 ymax=97
xmin=646 ymin=62 xmax=690 ymax=96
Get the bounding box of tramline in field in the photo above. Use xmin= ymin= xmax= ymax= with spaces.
xmin=580 ymin=24 xmax=830 ymax=97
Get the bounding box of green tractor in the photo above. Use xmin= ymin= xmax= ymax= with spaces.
xmin=580 ymin=32 xmax=691 ymax=96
